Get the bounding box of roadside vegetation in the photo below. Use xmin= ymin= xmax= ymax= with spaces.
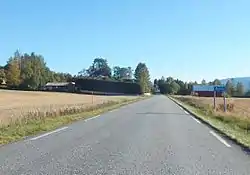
xmin=172 ymin=96 xmax=250 ymax=147
xmin=0 ymin=94 xmax=147 ymax=145
xmin=152 ymin=76 xmax=250 ymax=148
xmin=0 ymin=50 xmax=153 ymax=145
xmin=0 ymin=90 xmax=138 ymax=126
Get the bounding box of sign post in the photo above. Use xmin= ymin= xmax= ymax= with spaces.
xmin=213 ymin=90 xmax=216 ymax=109
xmin=214 ymin=86 xmax=226 ymax=112
xmin=223 ymin=93 xmax=226 ymax=112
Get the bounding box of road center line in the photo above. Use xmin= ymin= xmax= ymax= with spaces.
xmin=191 ymin=117 xmax=201 ymax=124
xmin=30 ymin=127 xmax=68 ymax=141
xmin=85 ymin=115 xmax=100 ymax=122
xmin=209 ymin=131 xmax=231 ymax=148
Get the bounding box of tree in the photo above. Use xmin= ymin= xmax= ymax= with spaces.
xmin=113 ymin=66 xmax=133 ymax=80
xmin=170 ymin=81 xmax=180 ymax=94
xmin=225 ymin=80 xmax=234 ymax=96
xmin=6 ymin=58 xmax=21 ymax=87
xmin=153 ymin=79 xmax=158 ymax=87
xmin=175 ymin=79 xmax=186 ymax=95
xmin=18 ymin=52 xmax=49 ymax=89
xmin=159 ymin=83 xmax=171 ymax=94
xmin=213 ymin=79 xmax=221 ymax=85
xmin=134 ymin=63 xmax=151 ymax=93
xmin=201 ymin=79 xmax=207 ymax=85
xmin=166 ymin=77 xmax=174 ymax=84
xmin=0 ymin=68 xmax=6 ymax=84
xmin=87 ymin=58 xmax=111 ymax=78
xmin=134 ymin=63 xmax=145 ymax=81
xmin=77 ymin=68 xmax=89 ymax=78
xmin=236 ymin=82 xmax=245 ymax=96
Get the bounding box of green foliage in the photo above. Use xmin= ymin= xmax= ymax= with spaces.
xmin=166 ymin=77 xmax=174 ymax=84
xmin=155 ymin=77 xmax=193 ymax=95
xmin=113 ymin=66 xmax=133 ymax=80
xmin=236 ymin=82 xmax=245 ymax=96
xmin=87 ymin=58 xmax=111 ymax=78
xmin=201 ymin=79 xmax=206 ymax=85
xmin=3 ymin=51 xmax=73 ymax=90
xmin=0 ymin=68 xmax=6 ymax=83
xmin=153 ymin=79 xmax=158 ymax=86
xmin=170 ymin=81 xmax=180 ymax=94
xmin=6 ymin=58 xmax=21 ymax=87
xmin=134 ymin=63 xmax=151 ymax=93
xmin=225 ymin=80 xmax=234 ymax=96
xmin=212 ymin=79 xmax=221 ymax=85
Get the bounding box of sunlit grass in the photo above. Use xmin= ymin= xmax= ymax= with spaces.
xmin=0 ymin=96 xmax=147 ymax=145
xmin=171 ymin=96 xmax=250 ymax=148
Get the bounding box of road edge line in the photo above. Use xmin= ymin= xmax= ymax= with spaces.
xmin=168 ymin=96 xmax=250 ymax=152
xmin=210 ymin=130 xmax=231 ymax=148
xmin=30 ymin=127 xmax=68 ymax=141
xmin=191 ymin=116 xmax=201 ymax=124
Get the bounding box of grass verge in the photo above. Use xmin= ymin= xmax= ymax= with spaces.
xmin=0 ymin=96 xmax=148 ymax=145
xmin=169 ymin=96 xmax=250 ymax=149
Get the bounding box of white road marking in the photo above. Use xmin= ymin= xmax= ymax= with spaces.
xmin=179 ymin=106 xmax=183 ymax=110
xmin=30 ymin=127 xmax=68 ymax=141
xmin=184 ymin=110 xmax=189 ymax=115
xmin=192 ymin=117 xmax=201 ymax=124
xmin=209 ymin=131 xmax=231 ymax=148
xmin=85 ymin=115 xmax=100 ymax=122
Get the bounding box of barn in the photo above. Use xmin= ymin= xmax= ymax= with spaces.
xmin=43 ymin=82 xmax=76 ymax=92
xmin=192 ymin=85 xmax=223 ymax=97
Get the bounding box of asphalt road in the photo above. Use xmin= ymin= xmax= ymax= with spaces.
xmin=0 ymin=95 xmax=250 ymax=175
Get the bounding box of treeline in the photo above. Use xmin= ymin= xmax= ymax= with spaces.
xmin=75 ymin=58 xmax=151 ymax=94
xmin=153 ymin=77 xmax=249 ymax=97
xmin=0 ymin=51 xmax=72 ymax=89
xmin=0 ymin=50 xmax=152 ymax=93
xmin=153 ymin=77 xmax=196 ymax=95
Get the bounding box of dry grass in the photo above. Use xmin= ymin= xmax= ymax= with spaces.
xmin=0 ymin=90 xmax=137 ymax=125
xmin=174 ymin=96 xmax=250 ymax=118
xmin=173 ymin=95 xmax=250 ymax=131
xmin=171 ymin=95 xmax=250 ymax=148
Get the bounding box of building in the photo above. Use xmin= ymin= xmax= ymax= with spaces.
xmin=43 ymin=82 xmax=76 ymax=92
xmin=192 ymin=85 xmax=223 ymax=97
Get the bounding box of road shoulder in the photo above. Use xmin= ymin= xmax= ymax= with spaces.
xmin=168 ymin=95 xmax=250 ymax=153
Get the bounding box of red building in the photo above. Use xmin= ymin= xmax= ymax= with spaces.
xmin=192 ymin=85 xmax=223 ymax=97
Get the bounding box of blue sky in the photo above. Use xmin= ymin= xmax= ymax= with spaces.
xmin=1 ymin=0 xmax=250 ymax=82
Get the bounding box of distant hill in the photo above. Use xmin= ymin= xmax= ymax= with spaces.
xmin=220 ymin=77 xmax=250 ymax=91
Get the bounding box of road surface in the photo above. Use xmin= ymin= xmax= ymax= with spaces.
xmin=0 ymin=95 xmax=250 ymax=174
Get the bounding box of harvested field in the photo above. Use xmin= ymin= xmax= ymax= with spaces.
xmin=172 ymin=95 xmax=250 ymax=148
xmin=174 ymin=95 xmax=250 ymax=119
xmin=0 ymin=90 xmax=137 ymax=125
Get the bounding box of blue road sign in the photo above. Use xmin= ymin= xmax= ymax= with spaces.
xmin=214 ymin=86 xmax=226 ymax=92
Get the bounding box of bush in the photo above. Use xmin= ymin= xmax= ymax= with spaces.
xmin=216 ymin=103 xmax=234 ymax=112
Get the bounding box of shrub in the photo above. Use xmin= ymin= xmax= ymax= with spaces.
xmin=216 ymin=103 xmax=234 ymax=112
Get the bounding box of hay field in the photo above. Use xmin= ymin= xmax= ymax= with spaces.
xmin=0 ymin=90 xmax=136 ymax=125
xmin=174 ymin=95 xmax=250 ymax=119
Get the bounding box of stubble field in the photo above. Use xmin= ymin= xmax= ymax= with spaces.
xmin=174 ymin=95 xmax=250 ymax=119
xmin=0 ymin=90 xmax=137 ymax=125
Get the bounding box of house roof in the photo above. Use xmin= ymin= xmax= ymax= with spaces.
xmin=45 ymin=82 xmax=75 ymax=86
